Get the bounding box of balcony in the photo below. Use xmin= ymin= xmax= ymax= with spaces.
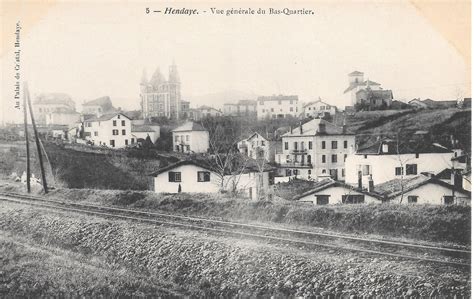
xmin=277 ymin=162 xmax=313 ymax=168
xmin=291 ymin=149 xmax=308 ymax=154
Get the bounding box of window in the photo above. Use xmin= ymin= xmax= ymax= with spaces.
xmin=307 ymin=155 xmax=311 ymax=164
xmin=122 ymin=129 xmax=126 ymax=135
xmin=321 ymin=141 xmax=326 ymax=149
xmin=125 ymin=139 xmax=128 ymax=146
xmin=110 ymin=140 xmax=115 ymax=147
xmin=121 ymin=120 xmax=125 ymax=126
xmin=271 ymin=108 xmax=274 ymax=112
xmin=197 ymin=171 xmax=211 ymax=182
xmin=344 ymin=140 xmax=348 ymax=148
xmin=344 ymin=154 xmax=347 ymax=162
xmin=175 ymin=136 xmax=179 ymax=142
xmin=94 ymin=131 xmax=98 ymax=136
xmin=261 ymin=141 xmax=265 ymax=146
xmin=406 ymin=164 xmax=418 ymax=175
xmin=186 ymin=135 xmax=190 ymax=141
xmin=290 ymin=100 xmax=293 ymax=104
xmin=113 ymin=120 xmax=117 ymax=126
xmin=342 ymin=194 xmax=365 ymax=204
xmin=117 ymin=115 xmax=121 ymax=119
xmin=294 ymin=142 xmax=298 ymax=150
xmin=316 ymin=195 xmax=329 ymax=205
xmin=408 ymin=196 xmax=418 ymax=203
xmin=112 ymin=129 xmax=119 ymax=135
xmin=331 ymin=154 xmax=337 ymax=163
xmin=322 ymin=155 xmax=326 ymax=163
xmin=362 ymin=165 xmax=371 ymax=176
xmin=395 ymin=167 xmax=404 ymax=176
xmin=331 ymin=141 xmax=338 ymax=149
xmin=278 ymin=100 xmax=282 ymax=105
xmin=131 ymin=138 xmax=135 ymax=144
xmin=168 ymin=172 xmax=182 ymax=182
xmin=84 ymin=132 xmax=91 ymax=137
xmin=308 ymin=141 xmax=312 ymax=149
xmin=262 ymin=109 xmax=265 ymax=113
xmin=443 ymin=196 xmax=454 ymax=205
xmin=415 ymin=153 xmax=419 ymax=159
xmin=290 ymin=107 xmax=293 ymax=112
xmin=284 ymin=142 xmax=288 ymax=150
xmin=285 ymin=169 xmax=292 ymax=176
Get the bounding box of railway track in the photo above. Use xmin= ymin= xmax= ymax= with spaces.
xmin=0 ymin=191 xmax=470 ymax=267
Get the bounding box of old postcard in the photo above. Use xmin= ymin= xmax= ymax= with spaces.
xmin=0 ymin=0 xmax=471 ymax=297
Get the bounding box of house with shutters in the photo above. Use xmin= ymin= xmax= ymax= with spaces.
xmin=294 ymin=178 xmax=382 ymax=205
xmin=302 ymin=98 xmax=337 ymax=118
xmin=275 ymin=118 xmax=356 ymax=182
xmin=151 ymin=159 xmax=273 ymax=200
xmin=172 ymin=122 xmax=209 ymax=153
xmin=373 ymin=174 xmax=470 ymax=205
xmin=257 ymin=95 xmax=300 ymax=120
xmin=237 ymin=132 xmax=280 ymax=162
xmin=83 ymin=112 xmax=133 ymax=148
xmin=345 ymin=139 xmax=455 ymax=189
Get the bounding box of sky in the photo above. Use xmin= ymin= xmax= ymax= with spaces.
xmin=1 ymin=1 xmax=470 ymax=124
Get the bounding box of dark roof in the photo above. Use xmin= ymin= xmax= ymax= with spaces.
xmin=257 ymin=95 xmax=298 ymax=102
xmin=150 ymin=155 xmax=275 ymax=177
xmin=172 ymin=122 xmax=207 ymax=132
xmin=283 ymin=118 xmax=354 ymax=137
xmin=82 ymin=96 xmax=114 ymax=109
xmin=131 ymin=125 xmax=156 ymax=133
xmin=373 ymin=175 xmax=470 ymax=198
xmin=293 ymin=179 xmax=382 ymax=201
xmin=356 ymin=139 xmax=452 ymax=155
xmin=84 ymin=112 xmax=131 ymax=122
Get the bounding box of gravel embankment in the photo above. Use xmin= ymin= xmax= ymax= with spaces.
xmin=0 ymin=202 xmax=469 ymax=298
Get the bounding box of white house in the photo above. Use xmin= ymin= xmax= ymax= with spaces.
xmin=374 ymin=174 xmax=471 ymax=205
xmin=237 ymin=132 xmax=279 ymax=162
xmin=81 ymin=96 xmax=115 ymax=117
xmin=172 ymin=122 xmax=209 ymax=153
xmin=151 ymin=160 xmax=271 ymax=200
xmin=83 ymin=112 xmax=133 ymax=148
xmin=343 ymin=71 xmax=383 ymax=107
xmin=294 ymin=179 xmax=381 ymax=205
xmin=131 ymin=122 xmax=160 ymax=144
xmin=257 ymin=95 xmax=300 ymax=120
xmin=345 ymin=139 xmax=455 ymax=188
xmin=276 ymin=118 xmax=356 ymax=181
xmin=303 ymin=98 xmax=337 ymax=118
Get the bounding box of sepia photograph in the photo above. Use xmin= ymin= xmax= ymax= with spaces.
xmin=0 ymin=0 xmax=471 ymax=297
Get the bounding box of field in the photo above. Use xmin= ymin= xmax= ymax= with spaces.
xmin=0 ymin=200 xmax=469 ymax=297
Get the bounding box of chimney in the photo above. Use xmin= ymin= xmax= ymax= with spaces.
xmin=318 ymin=122 xmax=326 ymax=134
xmin=368 ymin=175 xmax=374 ymax=192
xmin=299 ymin=122 xmax=303 ymax=134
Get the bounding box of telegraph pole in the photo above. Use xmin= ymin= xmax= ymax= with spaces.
xmin=23 ymin=83 xmax=31 ymax=193
xmin=25 ymin=82 xmax=48 ymax=194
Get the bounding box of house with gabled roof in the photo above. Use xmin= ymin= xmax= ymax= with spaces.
xmin=293 ymin=178 xmax=382 ymax=205
xmin=373 ymin=174 xmax=470 ymax=205
xmin=237 ymin=132 xmax=280 ymax=162
xmin=343 ymin=71 xmax=393 ymax=109
xmin=82 ymin=96 xmax=116 ymax=117
xmin=150 ymin=158 xmax=273 ymax=200
xmin=172 ymin=122 xmax=209 ymax=153
xmin=83 ymin=112 xmax=132 ymax=148
xmin=303 ymin=98 xmax=337 ymax=118
xmin=345 ymin=139 xmax=455 ymax=189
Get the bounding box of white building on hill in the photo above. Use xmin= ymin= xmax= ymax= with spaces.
xmin=257 ymin=95 xmax=300 ymax=120
xmin=345 ymin=139 xmax=455 ymax=188
xmin=303 ymin=98 xmax=337 ymax=118
xmin=83 ymin=112 xmax=132 ymax=148
xmin=276 ymin=118 xmax=356 ymax=181
xmin=172 ymin=122 xmax=209 ymax=153
xmin=237 ymin=132 xmax=280 ymax=162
